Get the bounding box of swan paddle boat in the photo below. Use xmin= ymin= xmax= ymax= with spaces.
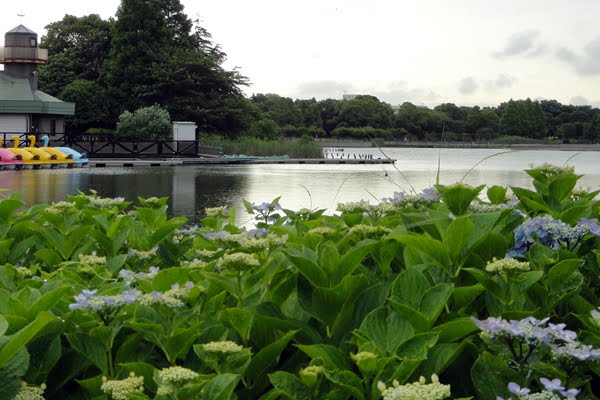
xmin=0 ymin=138 xmax=24 ymax=170
xmin=41 ymin=135 xmax=89 ymax=167
xmin=8 ymin=136 xmax=42 ymax=169
xmin=29 ymin=135 xmax=73 ymax=168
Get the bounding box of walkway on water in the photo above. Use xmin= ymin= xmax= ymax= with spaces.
xmin=87 ymin=157 xmax=395 ymax=168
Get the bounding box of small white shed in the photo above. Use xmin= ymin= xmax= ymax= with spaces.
xmin=173 ymin=121 xmax=197 ymax=141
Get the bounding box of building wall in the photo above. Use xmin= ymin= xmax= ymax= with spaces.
xmin=37 ymin=116 xmax=65 ymax=134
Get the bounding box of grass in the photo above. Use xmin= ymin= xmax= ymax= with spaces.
xmin=201 ymin=136 xmax=323 ymax=158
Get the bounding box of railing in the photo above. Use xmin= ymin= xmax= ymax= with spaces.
xmin=0 ymin=47 xmax=48 ymax=63
xmin=65 ymin=138 xmax=199 ymax=158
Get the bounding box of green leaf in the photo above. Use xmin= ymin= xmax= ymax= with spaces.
xmin=220 ymin=308 xmax=254 ymax=343
xmin=0 ymin=315 xmax=7 ymax=336
xmin=453 ymin=284 xmax=485 ymax=309
xmin=312 ymin=275 xmax=368 ymax=328
xmin=445 ymin=217 xmax=474 ymax=262
xmin=27 ymin=287 xmax=70 ymax=320
xmin=393 ymin=235 xmax=451 ymax=273
xmin=34 ymin=248 xmax=62 ymax=267
xmin=323 ymin=370 xmax=365 ymax=400
xmin=295 ymin=344 xmax=352 ymax=370
xmin=433 ymin=317 xmax=478 ymax=343
xmin=471 ymin=352 xmax=518 ymax=400
xmin=548 ymin=173 xmax=578 ymax=202
xmin=246 ymin=330 xmax=297 ymax=385
xmin=149 ymin=216 xmax=186 ymax=247
xmin=438 ymin=184 xmax=484 ymax=216
xmin=355 ymin=307 xmax=414 ymax=354
xmin=420 ymin=283 xmax=453 ymax=322
xmin=487 ymin=186 xmax=507 ymax=204
xmin=65 ymin=332 xmax=109 ymax=375
xmin=268 ymin=371 xmax=312 ymax=400
xmin=200 ymin=373 xmax=241 ymax=400
xmin=547 ymin=259 xmax=583 ymax=291
xmin=421 ymin=342 xmax=467 ymax=377
xmin=286 ymin=247 xmax=328 ymax=287
xmin=388 ymin=301 xmax=431 ymax=332
xmin=335 ymin=239 xmax=376 ymax=283
xmin=106 ymin=254 xmax=128 ymax=273
xmin=391 ymin=268 xmax=430 ymax=309
xmin=0 ymin=311 xmax=55 ymax=368
xmin=396 ymin=332 xmax=438 ymax=361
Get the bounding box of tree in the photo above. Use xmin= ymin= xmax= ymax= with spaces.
xmin=318 ymin=99 xmax=341 ymax=135
xmin=59 ymin=79 xmax=112 ymax=132
xmin=499 ymin=99 xmax=547 ymax=139
xmin=251 ymin=94 xmax=303 ymax=127
xmin=295 ymin=98 xmax=323 ymax=128
xmin=337 ymin=95 xmax=393 ymax=129
xmin=116 ymin=105 xmax=172 ymax=139
xmin=38 ymin=14 xmax=113 ymax=96
xmin=248 ymin=119 xmax=279 ymax=140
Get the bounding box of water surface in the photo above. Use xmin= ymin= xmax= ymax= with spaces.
xmin=2 ymin=148 xmax=599 ymax=223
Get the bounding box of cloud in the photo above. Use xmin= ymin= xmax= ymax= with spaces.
xmin=290 ymin=80 xmax=441 ymax=105
xmin=570 ymin=96 xmax=590 ymax=106
xmin=494 ymin=30 xmax=546 ymax=58
xmin=557 ymin=38 xmax=600 ymax=76
xmin=458 ymin=77 xmax=478 ymax=94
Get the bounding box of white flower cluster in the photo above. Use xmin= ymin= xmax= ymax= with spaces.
xmin=118 ymin=266 xmax=159 ymax=285
xmin=16 ymin=266 xmax=32 ymax=277
xmin=79 ymin=251 xmax=107 ymax=267
xmin=158 ymin=366 xmax=199 ymax=383
xmin=128 ymin=247 xmax=157 ymax=260
xmin=591 ymin=307 xmax=600 ymax=327
xmin=221 ymin=233 xmax=288 ymax=251
xmin=217 ymin=252 xmax=260 ymax=270
xmin=348 ymin=224 xmax=391 ymax=236
xmin=308 ymin=227 xmax=335 ymax=236
xmin=531 ymin=163 xmax=575 ymax=177
xmin=378 ymin=374 xmax=451 ymax=400
xmin=202 ymin=340 xmax=243 ymax=353
xmin=485 ymin=257 xmax=530 ymax=273
xmin=138 ymin=282 xmax=194 ymax=308
xmin=88 ymin=196 xmax=125 ymax=208
xmin=470 ymin=202 xmax=511 ymax=213
xmin=101 ymin=373 xmax=144 ymax=400
xmin=181 ymin=259 xmax=208 ymax=269
xmin=205 ymin=206 xmax=228 ymax=217
xmin=13 ymin=382 xmax=46 ymax=400
xmin=44 ymin=201 xmax=75 ymax=214
xmin=337 ymin=200 xmax=372 ymax=214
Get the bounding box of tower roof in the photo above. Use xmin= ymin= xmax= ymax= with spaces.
xmin=7 ymin=25 xmax=36 ymax=34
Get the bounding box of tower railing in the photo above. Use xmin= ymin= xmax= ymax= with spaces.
xmin=0 ymin=47 xmax=48 ymax=63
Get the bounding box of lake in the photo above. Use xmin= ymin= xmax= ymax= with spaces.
xmin=2 ymin=147 xmax=600 ymax=224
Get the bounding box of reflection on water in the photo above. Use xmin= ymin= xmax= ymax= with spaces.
xmin=1 ymin=148 xmax=599 ymax=224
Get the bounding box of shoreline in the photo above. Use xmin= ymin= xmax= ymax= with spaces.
xmin=318 ymin=140 xmax=600 ymax=151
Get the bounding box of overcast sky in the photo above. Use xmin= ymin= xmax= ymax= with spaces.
xmin=2 ymin=0 xmax=599 ymax=107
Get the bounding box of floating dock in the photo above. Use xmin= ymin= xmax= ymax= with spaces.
xmin=87 ymin=157 xmax=395 ymax=167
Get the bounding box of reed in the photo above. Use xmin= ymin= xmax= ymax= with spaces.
xmin=202 ymin=136 xmax=323 ymax=158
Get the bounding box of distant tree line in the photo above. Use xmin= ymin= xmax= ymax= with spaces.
xmin=245 ymin=94 xmax=600 ymax=143
xmin=39 ymin=1 xmax=600 ymax=143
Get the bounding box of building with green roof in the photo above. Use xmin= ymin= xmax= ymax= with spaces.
xmin=0 ymin=24 xmax=75 ymax=135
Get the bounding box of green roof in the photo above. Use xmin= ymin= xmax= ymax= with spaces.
xmin=0 ymin=72 xmax=75 ymax=115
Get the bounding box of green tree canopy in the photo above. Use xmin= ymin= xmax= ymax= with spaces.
xmin=499 ymin=99 xmax=548 ymax=139
xmin=337 ymin=95 xmax=393 ymax=129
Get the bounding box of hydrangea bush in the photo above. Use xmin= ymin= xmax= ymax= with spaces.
xmin=1 ymin=165 xmax=600 ymax=399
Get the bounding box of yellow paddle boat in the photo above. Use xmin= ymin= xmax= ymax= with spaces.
xmin=8 ymin=136 xmax=41 ymax=168
xmin=29 ymin=135 xmax=74 ymax=168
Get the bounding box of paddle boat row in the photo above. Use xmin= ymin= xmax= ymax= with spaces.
xmin=0 ymin=135 xmax=89 ymax=170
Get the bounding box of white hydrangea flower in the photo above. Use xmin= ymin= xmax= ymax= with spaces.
xmin=485 ymin=257 xmax=530 ymax=273
xmin=158 ymin=366 xmax=199 ymax=383
xmin=79 ymin=251 xmax=107 ymax=267
xmin=378 ymin=375 xmax=451 ymax=400
xmin=217 ymin=252 xmax=260 ymax=270
xmin=13 ymin=382 xmax=46 ymax=400
xmin=100 ymin=373 xmax=144 ymax=400
xmin=202 ymin=340 xmax=243 ymax=353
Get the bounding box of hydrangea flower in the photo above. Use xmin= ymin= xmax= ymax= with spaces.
xmin=101 ymin=372 xmax=144 ymax=400
xmin=507 ymin=215 xmax=600 ymax=257
xmin=472 ymin=315 xmax=600 ymax=362
xmin=202 ymin=340 xmax=243 ymax=353
xmin=69 ymin=289 xmax=140 ymax=311
xmin=485 ymin=257 xmax=530 ymax=273
xmin=13 ymin=382 xmax=46 ymax=400
xmin=377 ymin=374 xmax=450 ymax=400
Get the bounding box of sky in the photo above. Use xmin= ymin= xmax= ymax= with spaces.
xmin=1 ymin=0 xmax=599 ymax=108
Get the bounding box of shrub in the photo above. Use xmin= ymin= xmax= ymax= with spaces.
xmin=116 ymin=105 xmax=172 ymax=140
